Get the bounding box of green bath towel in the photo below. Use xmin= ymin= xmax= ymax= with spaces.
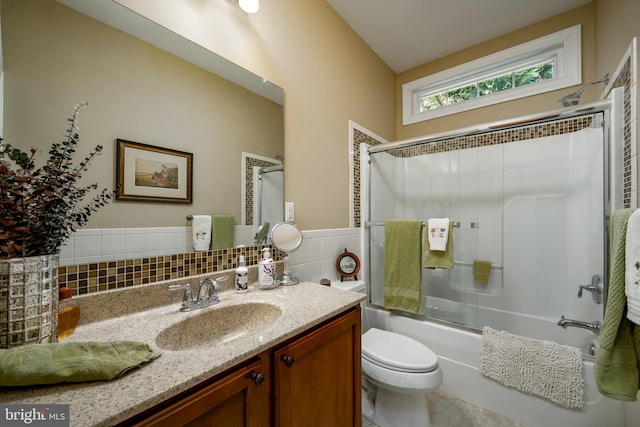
xmin=0 ymin=341 xmax=161 ymax=387
xmin=211 ymin=215 xmax=235 ymax=250
xmin=423 ymin=220 xmax=454 ymax=269
xmin=384 ymin=220 xmax=423 ymax=314
xmin=594 ymin=208 xmax=640 ymax=401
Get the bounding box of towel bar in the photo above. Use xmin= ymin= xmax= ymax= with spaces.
xmin=365 ymin=221 xmax=480 ymax=229
xmin=454 ymin=260 xmax=502 ymax=270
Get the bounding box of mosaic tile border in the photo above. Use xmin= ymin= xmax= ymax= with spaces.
xmin=614 ymin=57 xmax=633 ymax=208
xmin=59 ymin=245 xmax=283 ymax=296
xmin=244 ymin=156 xmax=280 ymax=225
xmin=389 ymin=115 xmax=594 ymax=158
xmin=352 ymin=130 xmax=384 ymax=227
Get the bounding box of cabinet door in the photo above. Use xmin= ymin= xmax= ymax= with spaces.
xmin=273 ymin=306 xmax=361 ymax=427
xmin=130 ymin=357 xmax=269 ymax=427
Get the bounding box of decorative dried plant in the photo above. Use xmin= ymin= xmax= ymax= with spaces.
xmin=0 ymin=102 xmax=111 ymax=259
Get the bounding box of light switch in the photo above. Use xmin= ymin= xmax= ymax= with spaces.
xmin=285 ymin=202 xmax=295 ymax=222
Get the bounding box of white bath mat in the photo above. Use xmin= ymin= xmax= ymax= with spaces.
xmin=478 ymin=327 xmax=584 ymax=409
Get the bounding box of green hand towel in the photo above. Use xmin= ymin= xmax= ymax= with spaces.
xmin=384 ymin=220 xmax=422 ymax=314
xmin=211 ymin=215 xmax=235 ymax=250
xmin=423 ymin=220 xmax=454 ymax=269
xmin=594 ymin=208 xmax=640 ymax=401
xmin=0 ymin=341 xmax=161 ymax=387
xmin=473 ymin=260 xmax=492 ymax=284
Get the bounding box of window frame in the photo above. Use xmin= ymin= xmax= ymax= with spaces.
xmin=402 ymin=25 xmax=582 ymax=125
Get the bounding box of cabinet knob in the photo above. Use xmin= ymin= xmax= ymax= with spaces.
xmin=250 ymin=372 xmax=265 ymax=386
xmin=281 ymin=355 xmax=295 ymax=367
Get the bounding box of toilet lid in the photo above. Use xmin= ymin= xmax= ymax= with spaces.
xmin=362 ymin=328 xmax=438 ymax=373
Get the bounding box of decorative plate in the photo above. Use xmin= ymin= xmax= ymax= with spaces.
xmin=336 ymin=248 xmax=360 ymax=281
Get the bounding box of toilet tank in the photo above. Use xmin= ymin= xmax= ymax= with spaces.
xmin=330 ymin=279 xmax=365 ymax=294
xmin=331 ymin=280 xmax=367 ymax=331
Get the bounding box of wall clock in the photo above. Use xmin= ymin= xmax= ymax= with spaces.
xmin=336 ymin=248 xmax=360 ymax=282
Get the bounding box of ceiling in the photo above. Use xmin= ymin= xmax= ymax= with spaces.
xmin=326 ymin=0 xmax=592 ymax=73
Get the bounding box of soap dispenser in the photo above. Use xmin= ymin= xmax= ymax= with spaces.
xmin=259 ymin=247 xmax=275 ymax=286
xmin=235 ymin=255 xmax=248 ymax=293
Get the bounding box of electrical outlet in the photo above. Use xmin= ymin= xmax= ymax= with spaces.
xmin=285 ymin=202 xmax=295 ymax=222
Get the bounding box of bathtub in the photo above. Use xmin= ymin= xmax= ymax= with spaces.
xmin=363 ymin=304 xmax=625 ymax=427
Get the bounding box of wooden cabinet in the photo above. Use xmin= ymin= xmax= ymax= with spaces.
xmin=125 ymin=356 xmax=269 ymax=427
xmin=273 ymin=306 xmax=361 ymax=427
xmin=121 ymin=306 xmax=360 ymax=427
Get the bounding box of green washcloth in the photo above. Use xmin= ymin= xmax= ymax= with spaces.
xmin=423 ymin=220 xmax=454 ymax=269
xmin=473 ymin=260 xmax=492 ymax=284
xmin=211 ymin=215 xmax=235 ymax=250
xmin=384 ymin=220 xmax=423 ymax=314
xmin=594 ymin=208 xmax=640 ymax=401
xmin=0 ymin=341 xmax=161 ymax=387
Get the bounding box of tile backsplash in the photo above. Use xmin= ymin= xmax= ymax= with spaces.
xmin=287 ymin=228 xmax=362 ymax=284
xmin=58 ymin=226 xmax=363 ymax=296
xmin=60 ymin=226 xmax=255 ymax=265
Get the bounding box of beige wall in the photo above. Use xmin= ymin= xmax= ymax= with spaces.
xmin=114 ymin=0 xmax=397 ymax=231
xmin=395 ymin=3 xmax=597 ymax=141
xmin=7 ymin=1 xmax=638 ymax=233
xmin=595 ymin=0 xmax=640 ymax=77
xmin=2 ymin=0 xmax=283 ymax=228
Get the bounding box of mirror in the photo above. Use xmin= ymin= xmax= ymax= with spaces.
xmin=1 ymin=0 xmax=284 ymax=260
xmin=270 ymin=222 xmax=303 ymax=286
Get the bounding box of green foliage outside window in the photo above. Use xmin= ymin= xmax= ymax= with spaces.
xmin=419 ymin=60 xmax=554 ymax=112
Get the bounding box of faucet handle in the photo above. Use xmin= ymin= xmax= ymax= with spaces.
xmin=212 ymin=275 xmax=229 ymax=290
xmin=209 ymin=275 xmax=229 ymax=300
xmin=577 ymin=275 xmax=602 ymax=304
xmin=169 ymin=283 xmax=193 ymax=303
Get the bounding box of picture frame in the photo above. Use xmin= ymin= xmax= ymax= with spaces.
xmin=116 ymin=139 xmax=193 ymax=204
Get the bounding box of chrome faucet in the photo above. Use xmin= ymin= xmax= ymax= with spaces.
xmin=557 ymin=315 xmax=600 ymax=335
xmin=169 ymin=275 xmax=229 ymax=311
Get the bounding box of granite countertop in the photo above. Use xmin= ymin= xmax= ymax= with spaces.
xmin=0 ymin=276 xmax=364 ymax=427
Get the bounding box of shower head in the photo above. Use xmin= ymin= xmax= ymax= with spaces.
xmin=558 ymin=74 xmax=610 ymax=107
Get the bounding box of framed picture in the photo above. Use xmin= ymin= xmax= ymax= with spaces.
xmin=116 ymin=139 xmax=193 ymax=204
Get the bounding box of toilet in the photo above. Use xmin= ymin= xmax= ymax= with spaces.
xmin=330 ymin=280 xmax=443 ymax=427
xmin=361 ymin=328 xmax=442 ymax=427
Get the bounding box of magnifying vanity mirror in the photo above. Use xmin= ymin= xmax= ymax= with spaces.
xmin=270 ymin=222 xmax=303 ymax=286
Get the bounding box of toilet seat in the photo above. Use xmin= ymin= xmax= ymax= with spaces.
xmin=362 ymin=328 xmax=438 ymax=373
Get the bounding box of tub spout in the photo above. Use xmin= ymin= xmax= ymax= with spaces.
xmin=557 ymin=315 xmax=600 ymax=335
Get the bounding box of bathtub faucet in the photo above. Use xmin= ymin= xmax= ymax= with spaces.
xmin=557 ymin=315 xmax=600 ymax=335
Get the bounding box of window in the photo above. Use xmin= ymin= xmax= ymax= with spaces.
xmin=402 ymin=25 xmax=581 ymax=125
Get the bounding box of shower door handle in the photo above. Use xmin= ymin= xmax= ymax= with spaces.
xmin=577 ymin=274 xmax=602 ymax=304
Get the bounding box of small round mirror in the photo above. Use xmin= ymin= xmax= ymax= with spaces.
xmin=270 ymin=222 xmax=303 ymax=286
xmin=271 ymin=222 xmax=303 ymax=253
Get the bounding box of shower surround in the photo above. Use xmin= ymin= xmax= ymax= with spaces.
xmin=362 ymin=98 xmax=627 ymax=425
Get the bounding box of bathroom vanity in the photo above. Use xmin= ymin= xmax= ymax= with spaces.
xmin=125 ymin=306 xmax=360 ymax=426
xmin=0 ymin=280 xmax=364 ymax=427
